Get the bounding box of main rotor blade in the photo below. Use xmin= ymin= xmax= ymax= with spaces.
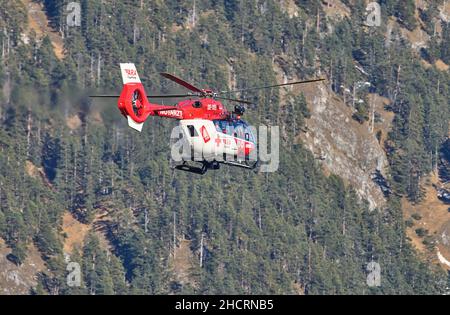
xmin=215 ymin=96 xmax=253 ymax=105
xmin=220 ymin=78 xmax=325 ymax=94
xmin=90 ymin=94 xmax=195 ymax=99
xmin=160 ymin=72 xmax=204 ymax=94
xmin=90 ymin=95 xmax=119 ymax=98
xmin=147 ymin=94 xmax=195 ymax=98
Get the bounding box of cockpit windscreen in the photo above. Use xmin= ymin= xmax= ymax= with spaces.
xmin=213 ymin=119 xmax=255 ymax=143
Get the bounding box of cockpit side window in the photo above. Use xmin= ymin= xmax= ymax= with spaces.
xmin=235 ymin=120 xmax=254 ymax=142
xmin=243 ymin=121 xmax=255 ymax=143
xmin=234 ymin=123 xmax=244 ymax=139
xmin=187 ymin=125 xmax=198 ymax=137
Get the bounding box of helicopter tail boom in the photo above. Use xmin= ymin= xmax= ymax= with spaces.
xmin=118 ymin=63 xmax=182 ymax=132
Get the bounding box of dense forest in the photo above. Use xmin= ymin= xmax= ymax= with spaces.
xmin=0 ymin=0 xmax=449 ymax=294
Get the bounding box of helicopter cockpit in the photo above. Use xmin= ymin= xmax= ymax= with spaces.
xmin=213 ymin=119 xmax=256 ymax=143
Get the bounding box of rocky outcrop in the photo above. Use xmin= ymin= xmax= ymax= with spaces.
xmin=0 ymin=239 xmax=47 ymax=294
xmin=299 ymin=83 xmax=388 ymax=211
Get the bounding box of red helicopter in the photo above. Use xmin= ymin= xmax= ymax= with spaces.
xmin=92 ymin=63 xmax=324 ymax=174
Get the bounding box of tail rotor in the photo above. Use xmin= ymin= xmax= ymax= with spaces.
xmin=118 ymin=63 xmax=152 ymax=131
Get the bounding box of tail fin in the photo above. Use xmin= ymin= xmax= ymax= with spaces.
xmin=118 ymin=63 xmax=150 ymax=132
xmin=120 ymin=63 xmax=141 ymax=84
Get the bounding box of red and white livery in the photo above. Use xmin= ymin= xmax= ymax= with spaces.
xmin=92 ymin=63 xmax=324 ymax=174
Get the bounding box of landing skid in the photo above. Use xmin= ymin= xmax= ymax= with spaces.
xmin=172 ymin=160 xmax=258 ymax=175
xmin=174 ymin=161 xmax=208 ymax=175
xmin=221 ymin=160 xmax=259 ymax=170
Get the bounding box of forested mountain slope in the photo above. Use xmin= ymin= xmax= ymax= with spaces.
xmin=0 ymin=0 xmax=449 ymax=294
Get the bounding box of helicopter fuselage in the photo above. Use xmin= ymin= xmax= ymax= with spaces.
xmin=158 ymin=99 xmax=256 ymax=163
xmin=152 ymin=98 xmax=256 ymax=158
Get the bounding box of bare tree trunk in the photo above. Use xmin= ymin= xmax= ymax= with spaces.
xmin=307 ymin=239 xmax=311 ymax=285
xmin=352 ymin=85 xmax=356 ymax=108
xmin=37 ymin=121 xmax=41 ymax=144
xmin=199 ymin=232 xmax=204 ymax=268
xmin=342 ymin=203 xmax=346 ymax=236
xmin=65 ymin=144 xmax=68 ymax=188
xmin=90 ymin=54 xmax=94 ymax=84
xmin=6 ymin=30 xmax=10 ymax=56
xmin=240 ymin=0 xmax=245 ymax=44
xmin=329 ymin=59 xmax=333 ymax=91
xmin=258 ymin=207 xmax=262 ymax=230
xmin=73 ymin=152 xmax=77 ymax=204
xmin=370 ymin=96 xmax=375 ymax=133
xmin=97 ymin=54 xmax=101 ymax=85
xmin=26 ymin=110 xmax=32 ymax=158
xmin=110 ymin=161 xmax=114 ymax=190
xmin=302 ymin=24 xmax=307 ymax=65
xmin=133 ymin=22 xmax=137 ymax=45
xmin=144 ymin=209 xmax=149 ymax=233
xmin=316 ymin=8 xmax=320 ymax=34
xmin=435 ymin=145 xmax=439 ymax=174
xmin=393 ymin=65 xmax=401 ymax=105
xmin=192 ymin=0 xmax=197 ymax=27
xmin=173 ymin=211 xmax=176 ymax=258
xmin=1 ymin=29 xmax=5 ymax=60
